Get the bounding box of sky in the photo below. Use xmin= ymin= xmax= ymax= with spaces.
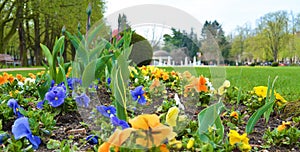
xmin=104 ymin=0 xmax=300 ymax=36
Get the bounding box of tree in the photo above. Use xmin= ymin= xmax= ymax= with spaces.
xmin=201 ymin=20 xmax=230 ymax=64
xmin=230 ymin=23 xmax=252 ymax=63
xmin=257 ymin=11 xmax=290 ymax=61
xmin=0 ymin=0 xmax=23 ymax=53
xmin=163 ymin=28 xmax=200 ymax=59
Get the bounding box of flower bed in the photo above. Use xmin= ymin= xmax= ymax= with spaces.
xmin=0 ymin=65 xmax=299 ymax=152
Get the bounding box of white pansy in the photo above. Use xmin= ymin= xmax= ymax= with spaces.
xmin=24 ymin=78 xmax=35 ymax=85
xmin=174 ymin=93 xmax=185 ymax=110
xmin=144 ymin=76 xmax=149 ymax=81
xmin=223 ymin=80 xmax=230 ymax=88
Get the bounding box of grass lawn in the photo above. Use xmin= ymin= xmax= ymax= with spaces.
xmin=1 ymin=66 xmax=299 ymax=101
xmin=1 ymin=70 xmax=43 ymax=76
xmin=163 ymin=66 xmax=300 ymax=102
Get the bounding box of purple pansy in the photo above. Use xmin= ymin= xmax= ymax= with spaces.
xmin=74 ymin=93 xmax=90 ymax=108
xmin=130 ymin=86 xmax=146 ymax=105
xmin=110 ymin=116 xmax=130 ymax=130
xmin=45 ymin=85 xmax=66 ymax=107
xmin=96 ymin=105 xmax=116 ymax=118
xmin=86 ymin=135 xmax=99 ymax=145
xmin=12 ymin=117 xmax=41 ymax=149
xmin=7 ymin=99 xmax=23 ymax=118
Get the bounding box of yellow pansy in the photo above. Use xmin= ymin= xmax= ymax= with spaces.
xmin=277 ymin=121 xmax=291 ymax=131
xmin=223 ymin=80 xmax=230 ymax=88
xmin=186 ymin=137 xmax=195 ymax=149
xmin=166 ymin=107 xmax=179 ymax=127
xmin=228 ymin=130 xmax=249 ymax=145
xmin=253 ymin=86 xmax=269 ymax=98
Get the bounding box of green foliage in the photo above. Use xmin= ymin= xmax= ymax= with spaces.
xmin=67 ymin=20 xmax=112 ymax=87
xmin=271 ymin=62 xmax=279 ymax=67
xmin=163 ymin=28 xmax=200 ymax=58
xmin=197 ymin=101 xmax=225 ymax=143
xmin=40 ymin=36 xmax=68 ymax=88
xmin=263 ymin=126 xmax=300 ymax=148
xmin=110 ymin=37 xmax=132 ymax=121
xmin=245 ymin=77 xmax=277 ymax=134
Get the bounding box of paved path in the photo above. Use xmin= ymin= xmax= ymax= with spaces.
xmin=0 ymin=67 xmax=44 ymax=72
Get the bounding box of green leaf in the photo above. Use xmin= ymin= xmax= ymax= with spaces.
xmin=245 ymin=100 xmax=275 ymax=134
xmin=57 ymin=65 xmax=68 ymax=92
xmin=40 ymin=44 xmax=53 ymax=67
xmin=75 ymin=42 xmax=89 ymax=66
xmin=82 ymin=60 xmax=96 ymax=88
xmin=198 ymin=101 xmax=224 ymax=142
xmin=37 ymin=74 xmax=52 ymax=99
xmin=95 ymin=54 xmax=113 ymax=78
xmin=87 ymin=22 xmax=105 ymax=46
xmin=215 ymin=116 xmax=224 ymax=140
xmin=88 ymin=40 xmax=107 ymax=61
xmin=264 ymin=76 xmax=278 ymax=123
xmin=66 ymin=31 xmax=80 ymax=49
xmin=52 ymin=36 xmax=65 ymax=60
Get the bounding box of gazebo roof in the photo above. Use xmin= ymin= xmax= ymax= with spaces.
xmin=153 ymin=50 xmax=170 ymax=57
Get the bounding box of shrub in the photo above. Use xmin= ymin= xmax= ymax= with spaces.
xmin=129 ymin=32 xmax=153 ymax=66
xmin=271 ymin=62 xmax=279 ymax=67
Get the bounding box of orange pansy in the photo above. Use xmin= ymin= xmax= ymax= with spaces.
xmin=129 ymin=114 xmax=162 ymax=130
xmin=196 ymin=76 xmax=208 ymax=92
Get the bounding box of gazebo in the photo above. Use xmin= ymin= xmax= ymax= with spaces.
xmin=152 ymin=50 xmax=172 ymax=65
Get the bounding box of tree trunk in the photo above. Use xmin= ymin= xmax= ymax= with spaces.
xmin=17 ymin=0 xmax=28 ymax=66
xmin=34 ymin=14 xmax=41 ymax=65
xmin=19 ymin=22 xmax=28 ymax=66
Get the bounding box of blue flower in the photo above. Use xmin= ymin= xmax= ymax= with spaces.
xmin=110 ymin=116 xmax=129 ymax=130
xmin=36 ymin=100 xmax=45 ymax=109
xmin=96 ymin=105 xmax=116 ymax=118
xmin=7 ymin=99 xmax=23 ymax=118
xmin=0 ymin=133 xmax=9 ymax=144
xmin=107 ymin=78 xmax=111 ymax=85
xmin=12 ymin=117 xmax=41 ymax=149
xmin=67 ymin=78 xmax=82 ymax=90
xmin=74 ymin=93 xmax=90 ymax=108
xmin=45 ymin=85 xmax=66 ymax=107
xmin=86 ymin=135 xmax=99 ymax=145
xmin=130 ymin=86 xmax=146 ymax=105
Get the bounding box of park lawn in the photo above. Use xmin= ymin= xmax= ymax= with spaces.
xmin=162 ymin=66 xmax=300 ymax=102
xmin=1 ymin=69 xmax=43 ymax=76
xmin=1 ymin=66 xmax=300 ymax=101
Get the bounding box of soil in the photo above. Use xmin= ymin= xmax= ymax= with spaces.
xmin=5 ymin=86 xmax=298 ymax=151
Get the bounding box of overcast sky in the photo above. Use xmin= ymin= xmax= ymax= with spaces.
xmin=104 ymin=0 xmax=300 ymax=35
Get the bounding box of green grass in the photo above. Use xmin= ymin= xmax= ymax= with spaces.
xmin=163 ymin=66 xmax=300 ymax=101
xmin=1 ymin=70 xmax=42 ymax=76
xmin=2 ymin=66 xmax=300 ymax=101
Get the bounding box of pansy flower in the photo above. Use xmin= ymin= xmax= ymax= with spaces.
xmin=86 ymin=135 xmax=99 ymax=145
xmin=96 ymin=105 xmax=116 ymax=118
xmin=110 ymin=116 xmax=130 ymax=130
xmin=36 ymin=100 xmax=45 ymax=109
xmin=129 ymin=114 xmax=176 ymax=148
xmin=74 ymin=93 xmax=90 ymax=108
xmin=45 ymin=85 xmax=66 ymax=107
xmin=12 ymin=117 xmax=41 ymax=149
xmin=7 ymin=99 xmax=23 ymax=118
xmin=130 ymin=86 xmax=146 ymax=105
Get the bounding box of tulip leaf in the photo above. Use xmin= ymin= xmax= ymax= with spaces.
xmin=198 ymin=101 xmax=224 ymax=142
xmin=245 ymin=100 xmax=275 ymax=134
xmin=82 ymin=60 xmax=96 ymax=88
